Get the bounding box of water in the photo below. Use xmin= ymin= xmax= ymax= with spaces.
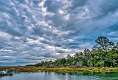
xmin=0 ymin=72 xmax=118 ymax=80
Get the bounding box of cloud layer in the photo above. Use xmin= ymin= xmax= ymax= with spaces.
xmin=0 ymin=0 xmax=118 ymax=66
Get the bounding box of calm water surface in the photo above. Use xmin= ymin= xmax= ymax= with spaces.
xmin=0 ymin=72 xmax=118 ymax=80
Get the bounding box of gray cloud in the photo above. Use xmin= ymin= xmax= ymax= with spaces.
xmin=0 ymin=0 xmax=118 ymax=66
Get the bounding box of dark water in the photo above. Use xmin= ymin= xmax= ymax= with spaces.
xmin=0 ymin=72 xmax=118 ymax=80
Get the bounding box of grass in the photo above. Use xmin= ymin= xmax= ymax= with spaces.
xmin=0 ymin=66 xmax=118 ymax=74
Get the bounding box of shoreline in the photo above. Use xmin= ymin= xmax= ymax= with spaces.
xmin=0 ymin=66 xmax=118 ymax=74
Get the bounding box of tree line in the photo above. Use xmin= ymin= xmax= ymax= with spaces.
xmin=33 ymin=36 xmax=118 ymax=67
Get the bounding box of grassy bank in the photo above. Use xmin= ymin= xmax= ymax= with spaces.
xmin=0 ymin=66 xmax=118 ymax=74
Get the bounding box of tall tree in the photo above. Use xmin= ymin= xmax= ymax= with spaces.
xmin=95 ymin=36 xmax=110 ymax=50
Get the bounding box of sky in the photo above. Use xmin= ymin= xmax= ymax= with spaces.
xmin=0 ymin=0 xmax=118 ymax=66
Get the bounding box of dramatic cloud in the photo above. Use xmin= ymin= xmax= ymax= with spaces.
xmin=0 ymin=0 xmax=118 ymax=66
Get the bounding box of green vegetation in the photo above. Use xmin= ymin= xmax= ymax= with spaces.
xmin=33 ymin=36 xmax=118 ymax=67
xmin=1 ymin=36 xmax=118 ymax=74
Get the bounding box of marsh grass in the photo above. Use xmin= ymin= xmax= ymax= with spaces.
xmin=0 ymin=66 xmax=118 ymax=74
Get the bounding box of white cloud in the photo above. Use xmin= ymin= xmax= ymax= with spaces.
xmin=0 ymin=31 xmax=12 ymax=40
xmin=58 ymin=9 xmax=65 ymax=15
xmin=0 ymin=0 xmax=118 ymax=65
xmin=0 ymin=49 xmax=13 ymax=52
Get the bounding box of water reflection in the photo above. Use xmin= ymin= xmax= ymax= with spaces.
xmin=0 ymin=74 xmax=13 ymax=78
xmin=0 ymin=72 xmax=118 ymax=80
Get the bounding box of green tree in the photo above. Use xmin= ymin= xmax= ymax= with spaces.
xmin=96 ymin=36 xmax=110 ymax=50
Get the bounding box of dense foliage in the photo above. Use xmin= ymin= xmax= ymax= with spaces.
xmin=34 ymin=36 xmax=118 ymax=67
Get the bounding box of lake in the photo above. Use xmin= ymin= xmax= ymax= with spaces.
xmin=0 ymin=72 xmax=118 ymax=80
